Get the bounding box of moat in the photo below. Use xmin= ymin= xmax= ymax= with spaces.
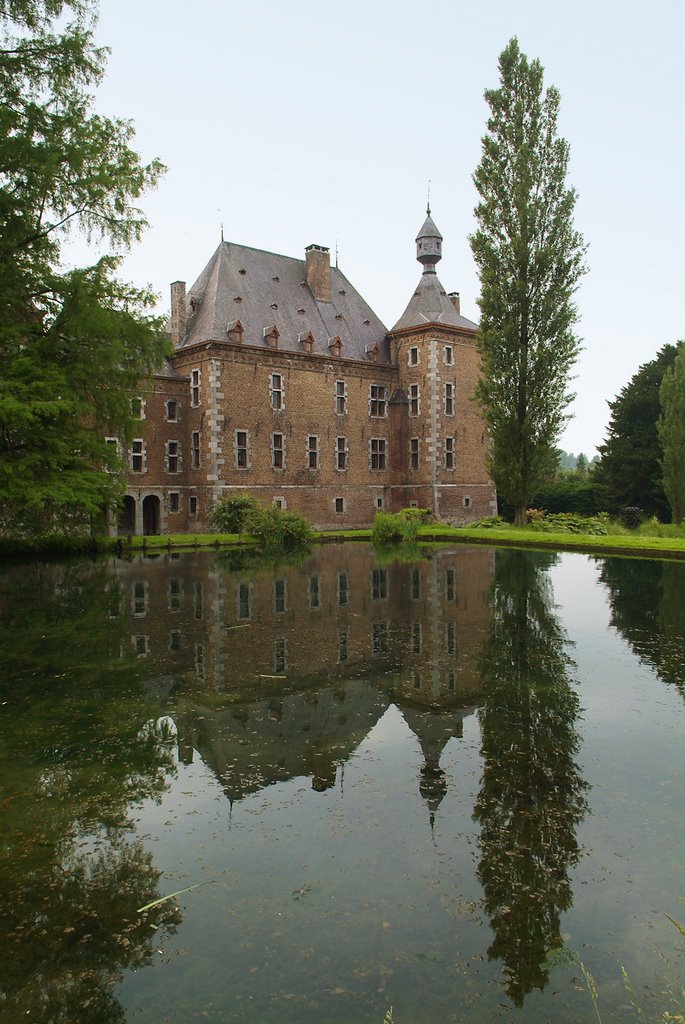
xmin=1 ymin=543 xmax=683 ymax=1024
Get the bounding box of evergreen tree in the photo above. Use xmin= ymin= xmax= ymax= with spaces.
xmin=595 ymin=344 xmax=677 ymax=519
xmin=658 ymin=341 xmax=685 ymax=525
xmin=0 ymin=0 xmax=168 ymax=536
xmin=470 ymin=39 xmax=587 ymax=526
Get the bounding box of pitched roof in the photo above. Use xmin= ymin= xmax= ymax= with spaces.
xmin=178 ymin=241 xmax=390 ymax=364
xmin=390 ymin=271 xmax=478 ymax=333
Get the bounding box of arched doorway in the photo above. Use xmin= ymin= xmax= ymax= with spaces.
xmin=119 ymin=495 xmax=136 ymax=535
xmin=142 ymin=495 xmax=161 ymax=536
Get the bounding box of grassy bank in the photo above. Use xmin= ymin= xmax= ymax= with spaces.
xmin=2 ymin=522 xmax=685 ymax=561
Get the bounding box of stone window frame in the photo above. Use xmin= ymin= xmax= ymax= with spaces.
xmin=272 ymin=495 xmax=286 ymax=509
xmin=191 ymin=431 xmax=201 ymax=469
xmin=334 ymin=496 xmax=345 ymax=515
xmin=444 ymin=381 xmax=455 ymax=416
xmin=334 ymin=379 xmax=348 ymax=415
xmin=307 ymin=434 xmax=320 ymax=470
xmin=371 ymin=619 xmax=390 ymax=656
xmin=166 ymin=439 xmax=181 ymax=474
xmin=370 ymin=567 xmax=388 ymax=601
xmin=368 ymin=383 xmax=387 ymax=417
xmin=131 ymin=579 xmax=148 ymax=618
xmin=337 ymin=627 xmax=350 ymax=664
xmin=271 ymin=432 xmax=285 ymax=470
xmin=273 ymin=578 xmax=288 ymax=615
xmin=131 ymin=396 xmax=146 ymax=420
xmin=375 ymin=494 xmax=384 ymax=509
xmin=408 ymin=345 xmax=420 ymax=367
xmin=132 ymin=634 xmax=150 ymax=658
xmin=335 ymin=436 xmax=349 ymax=472
xmin=168 ymin=630 xmax=182 ymax=653
xmin=409 ymin=382 xmax=420 ymax=416
xmin=130 ymin=438 xmax=146 ymax=474
xmin=336 ymin=570 xmax=349 ymax=604
xmin=235 ymin=429 xmax=250 ymax=469
xmin=190 ymin=368 xmax=200 ymax=408
xmin=445 ymin=567 xmax=456 ymax=601
xmin=165 ymin=399 xmax=179 ymax=422
xmin=410 ymin=567 xmax=421 ymax=600
xmin=446 ymin=670 xmax=456 ymax=692
xmin=308 ymin=574 xmax=321 ymax=610
xmin=167 ymin=577 xmax=182 ymax=612
xmin=409 ymin=436 xmax=420 ymax=471
xmin=444 ymin=436 xmax=456 ymax=471
xmin=237 ymin=581 xmax=252 ymax=620
xmin=369 ymin=437 xmax=387 ymax=471
xmin=189 ymin=495 xmax=198 ymax=516
xmin=445 ymin=620 xmax=457 ymax=655
xmin=168 ymin=491 xmax=180 ymax=513
xmin=411 ymin=621 xmax=422 ymax=655
xmin=463 ymin=495 xmax=472 ymax=509
xmin=443 ymin=345 xmax=454 ymax=366
xmin=270 ymin=371 xmax=284 ymax=411
xmin=273 ymin=637 xmax=288 ymax=675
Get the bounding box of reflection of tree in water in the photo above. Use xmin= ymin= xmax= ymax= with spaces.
xmin=474 ymin=549 xmax=588 ymax=1006
xmin=0 ymin=563 xmax=181 ymax=1024
xmin=600 ymin=557 xmax=685 ymax=699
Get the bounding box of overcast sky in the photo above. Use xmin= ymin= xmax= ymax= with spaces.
xmin=76 ymin=0 xmax=683 ymax=456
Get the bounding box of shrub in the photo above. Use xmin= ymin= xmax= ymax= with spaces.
xmin=208 ymin=494 xmax=259 ymax=533
xmin=526 ymin=511 xmax=610 ymax=536
xmin=371 ymin=511 xmax=419 ymax=544
xmin=468 ymin=514 xmax=506 ymax=529
xmin=399 ymin=506 xmax=434 ymax=523
xmin=619 ymin=506 xmax=644 ymax=529
xmin=248 ymin=506 xmax=312 ymax=549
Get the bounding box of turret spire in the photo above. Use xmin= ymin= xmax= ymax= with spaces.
xmin=415 ymin=207 xmax=443 ymax=273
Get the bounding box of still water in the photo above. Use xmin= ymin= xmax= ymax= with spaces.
xmin=1 ymin=543 xmax=683 ymax=1024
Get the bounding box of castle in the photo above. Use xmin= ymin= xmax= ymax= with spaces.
xmin=117 ymin=210 xmax=496 ymax=535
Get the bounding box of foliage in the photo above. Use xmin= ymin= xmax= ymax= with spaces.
xmin=658 ymin=341 xmax=685 ymax=525
xmin=246 ymin=504 xmax=312 ymax=550
xmin=525 ymin=511 xmax=610 ymax=535
xmin=0 ymin=0 xmax=167 ymax=537
xmin=399 ymin=506 xmax=434 ymax=523
xmin=619 ymin=506 xmax=644 ymax=529
xmin=467 ymin=514 xmax=506 ymax=529
xmin=595 ymin=344 xmax=678 ymax=520
xmin=531 ymin=472 xmax=602 ymax=516
xmin=208 ymin=493 xmax=259 ymax=534
xmin=371 ymin=510 xmax=419 ymax=544
xmin=470 ymin=38 xmax=586 ymax=526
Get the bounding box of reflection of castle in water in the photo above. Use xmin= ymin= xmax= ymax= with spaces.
xmin=110 ymin=543 xmax=494 ymax=813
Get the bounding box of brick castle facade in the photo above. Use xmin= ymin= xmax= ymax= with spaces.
xmin=118 ymin=210 xmax=497 ymax=535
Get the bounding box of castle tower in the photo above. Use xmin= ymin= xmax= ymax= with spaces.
xmin=386 ymin=210 xmax=497 ymax=524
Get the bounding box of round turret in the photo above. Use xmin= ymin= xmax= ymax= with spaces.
xmin=415 ymin=206 xmax=443 ymax=271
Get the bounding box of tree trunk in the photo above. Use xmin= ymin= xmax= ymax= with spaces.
xmin=514 ymin=506 xmax=527 ymax=527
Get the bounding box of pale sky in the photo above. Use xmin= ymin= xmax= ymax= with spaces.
xmin=75 ymin=0 xmax=683 ymax=457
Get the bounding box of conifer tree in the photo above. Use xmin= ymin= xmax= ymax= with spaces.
xmin=470 ymin=38 xmax=587 ymax=526
xmin=0 ymin=0 xmax=168 ymax=536
xmin=658 ymin=341 xmax=685 ymax=525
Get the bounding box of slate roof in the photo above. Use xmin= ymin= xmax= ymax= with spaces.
xmin=179 ymin=241 xmax=390 ymax=364
xmin=391 ymin=271 xmax=479 ymax=333
xmin=415 ymin=210 xmax=443 ymax=243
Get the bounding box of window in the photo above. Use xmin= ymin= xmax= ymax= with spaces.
xmin=336 ymin=436 xmax=348 ymax=471
xmin=273 ymin=496 xmax=286 ymax=509
xmin=307 ymin=435 xmax=319 ymax=470
xmin=169 ymin=630 xmax=181 ymax=653
xmin=445 ymin=567 xmax=456 ymax=601
xmin=270 ymin=372 xmax=283 ymax=410
xmin=375 ymin=495 xmax=384 ymax=509
xmin=168 ymin=577 xmax=182 ymax=612
xmin=272 ymin=433 xmax=285 ymax=469
xmin=446 ymin=670 xmax=456 ymax=692
xmin=371 ymin=568 xmax=387 ymax=601
xmin=337 ymin=628 xmax=349 ymax=663
xmin=371 ymin=621 xmax=389 ymax=655
xmin=191 ymin=368 xmax=200 ymax=407
xmin=409 ymin=346 xmax=419 ymax=366
xmin=166 ymin=399 xmax=178 ymax=422
xmin=335 ymin=379 xmax=347 ymax=415
xmin=194 ymin=642 xmax=205 ymax=679
xmin=409 ymin=383 xmax=420 ymax=416
xmin=191 ymin=431 xmax=200 ymax=469
xmin=273 ymin=638 xmax=288 ymax=674
xmin=445 ymin=436 xmax=455 ymax=471
xmin=370 ymin=437 xmax=387 ymax=471
xmin=411 ymin=671 xmax=422 ymax=690
xmin=132 ymin=581 xmax=147 ymax=617
xmin=369 ymin=384 xmax=387 ymax=417
xmin=446 ymin=621 xmax=457 ymax=655
xmin=444 ymin=345 xmax=454 ymax=366
xmin=189 ymin=495 xmax=198 ymax=516
xmin=334 ymin=496 xmax=345 ymax=515
xmin=237 ymin=582 xmax=252 ymax=620
xmin=410 ymin=437 xmax=420 ymax=471
xmin=130 ymin=438 xmax=145 ymax=473
xmin=131 ymin=396 xmax=146 ymax=419
xmin=463 ymin=495 xmax=472 ymax=509
xmin=410 ymin=567 xmax=421 ymax=600
xmin=166 ymin=440 xmax=180 ymax=473
xmin=444 ymin=382 xmax=455 ymax=416
xmin=309 ymin=575 xmax=321 ymax=609
xmin=235 ymin=430 xmax=249 ymax=469
xmin=132 ymin=635 xmax=149 ymax=658
xmin=273 ymin=578 xmax=287 ymax=614
xmin=194 ymin=582 xmax=203 ymax=620
xmin=337 ymin=571 xmax=349 ymax=605
xmin=411 ymin=622 xmax=422 ymax=654
xmin=168 ymin=492 xmax=180 ymax=513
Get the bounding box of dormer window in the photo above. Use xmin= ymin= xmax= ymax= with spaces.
xmin=263 ymin=325 xmax=280 ymax=349
xmin=328 ymin=335 xmax=342 ymax=357
xmin=226 ymin=318 xmax=244 ymax=345
xmin=366 ymin=343 xmax=379 ymax=364
xmin=298 ymin=330 xmax=315 ymax=354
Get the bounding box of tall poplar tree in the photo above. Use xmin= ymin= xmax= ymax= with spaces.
xmin=658 ymin=341 xmax=685 ymax=525
xmin=0 ymin=0 xmax=168 ymax=536
xmin=470 ymin=38 xmax=587 ymax=526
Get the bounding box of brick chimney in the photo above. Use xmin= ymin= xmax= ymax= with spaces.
xmin=448 ymin=291 xmax=461 ymax=315
xmin=170 ymin=281 xmax=187 ymax=346
xmin=305 ymin=244 xmax=331 ymax=302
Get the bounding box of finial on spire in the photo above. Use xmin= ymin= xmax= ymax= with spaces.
xmin=335 ymin=239 xmax=339 ymax=269
xmin=427 ymin=178 xmax=431 ymax=216
xmin=221 ymin=223 xmax=224 ymax=242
